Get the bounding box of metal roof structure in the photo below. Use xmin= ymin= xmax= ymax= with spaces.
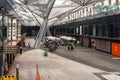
xmin=0 ymin=0 xmax=103 ymax=26
xmin=0 ymin=0 xmax=104 ymax=48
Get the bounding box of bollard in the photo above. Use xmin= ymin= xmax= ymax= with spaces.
xmin=16 ymin=65 xmax=19 ymax=80
xmin=44 ymin=51 xmax=48 ymax=57
xmin=36 ymin=64 xmax=41 ymax=80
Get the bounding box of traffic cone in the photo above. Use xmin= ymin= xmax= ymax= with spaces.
xmin=36 ymin=64 xmax=41 ymax=80
xmin=36 ymin=75 xmax=40 ymax=80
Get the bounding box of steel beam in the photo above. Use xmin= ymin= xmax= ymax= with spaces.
xmin=36 ymin=19 xmax=48 ymax=48
xmin=34 ymin=0 xmax=56 ymax=48
xmin=6 ymin=0 xmax=25 ymax=24
xmin=48 ymin=6 xmax=81 ymax=27
xmin=48 ymin=6 xmax=80 ymax=20
xmin=25 ymin=4 xmax=42 ymax=26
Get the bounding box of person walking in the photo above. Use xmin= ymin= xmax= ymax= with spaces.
xmin=19 ymin=40 xmax=25 ymax=54
xmin=28 ymin=41 xmax=31 ymax=49
xmin=68 ymin=44 xmax=71 ymax=51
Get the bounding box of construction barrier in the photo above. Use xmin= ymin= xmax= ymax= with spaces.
xmin=112 ymin=42 xmax=120 ymax=56
xmin=0 ymin=75 xmax=16 ymax=80
xmin=3 ymin=46 xmax=18 ymax=65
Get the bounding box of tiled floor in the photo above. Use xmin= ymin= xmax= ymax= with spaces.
xmin=9 ymin=49 xmax=104 ymax=80
xmin=8 ymin=37 xmax=120 ymax=80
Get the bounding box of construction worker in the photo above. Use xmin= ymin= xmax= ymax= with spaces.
xmin=28 ymin=41 xmax=31 ymax=49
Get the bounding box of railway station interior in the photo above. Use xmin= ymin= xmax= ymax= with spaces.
xmin=0 ymin=0 xmax=120 ymax=80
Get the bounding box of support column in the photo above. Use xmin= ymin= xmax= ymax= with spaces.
xmin=34 ymin=0 xmax=56 ymax=48
xmin=0 ymin=13 xmax=4 ymax=76
xmin=46 ymin=27 xmax=51 ymax=36
xmin=18 ymin=23 xmax=21 ymax=37
xmin=37 ymin=19 xmax=48 ymax=48
xmin=17 ymin=22 xmax=18 ymax=38
xmin=0 ymin=14 xmax=4 ymax=42
xmin=11 ymin=18 xmax=13 ymax=41
xmin=12 ymin=19 xmax=17 ymax=40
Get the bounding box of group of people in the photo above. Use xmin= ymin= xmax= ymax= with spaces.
xmin=68 ymin=42 xmax=76 ymax=51
xmin=44 ymin=38 xmax=78 ymax=51
xmin=44 ymin=40 xmax=60 ymax=52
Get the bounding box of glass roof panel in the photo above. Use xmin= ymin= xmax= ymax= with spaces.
xmin=49 ymin=6 xmax=78 ymax=19
xmin=0 ymin=0 xmax=102 ymax=26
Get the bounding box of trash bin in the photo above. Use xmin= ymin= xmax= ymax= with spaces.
xmin=44 ymin=51 xmax=48 ymax=56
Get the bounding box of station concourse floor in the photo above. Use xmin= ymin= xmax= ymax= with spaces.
xmin=8 ymin=38 xmax=120 ymax=80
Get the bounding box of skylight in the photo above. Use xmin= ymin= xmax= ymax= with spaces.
xmin=54 ymin=0 xmax=65 ymax=6
xmin=3 ymin=0 xmax=100 ymax=26
xmin=54 ymin=0 xmax=74 ymax=6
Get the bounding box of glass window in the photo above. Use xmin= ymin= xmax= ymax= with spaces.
xmin=75 ymin=26 xmax=80 ymax=34
xmin=69 ymin=27 xmax=73 ymax=34
xmin=68 ymin=15 xmax=70 ymax=19
xmin=92 ymin=24 xmax=96 ymax=36
xmin=113 ymin=23 xmax=120 ymax=38
xmin=76 ymin=12 xmax=79 ymax=18
xmin=83 ymin=25 xmax=89 ymax=35
xmin=79 ymin=11 xmax=81 ymax=17
xmin=80 ymin=25 xmax=82 ymax=35
xmin=102 ymin=2 xmax=104 ymax=5
xmin=103 ymin=24 xmax=109 ymax=37
xmin=0 ymin=15 xmax=2 ymax=26
xmin=97 ymin=24 xmax=102 ymax=36
xmin=116 ymin=0 xmax=119 ymax=4
xmin=86 ymin=8 xmax=88 ymax=12
xmin=109 ymin=0 xmax=111 ymax=5
xmin=90 ymin=7 xmax=92 ymax=15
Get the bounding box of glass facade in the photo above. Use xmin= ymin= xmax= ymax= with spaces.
xmin=50 ymin=0 xmax=120 ymax=40
xmin=0 ymin=15 xmax=2 ymax=41
xmin=94 ymin=5 xmax=118 ymax=14
xmin=97 ymin=24 xmax=103 ymax=36
xmin=21 ymin=26 xmax=39 ymax=36
xmin=82 ymin=25 xmax=89 ymax=35
xmin=52 ymin=13 xmax=120 ymax=39
xmin=113 ymin=23 xmax=120 ymax=38
xmin=102 ymin=24 xmax=109 ymax=37
xmin=58 ymin=0 xmax=120 ymax=24
xmin=0 ymin=14 xmax=21 ymax=43
xmin=0 ymin=14 xmax=7 ymax=41
xmin=92 ymin=24 xmax=96 ymax=36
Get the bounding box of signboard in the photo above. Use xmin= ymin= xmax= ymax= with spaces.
xmin=3 ymin=46 xmax=18 ymax=54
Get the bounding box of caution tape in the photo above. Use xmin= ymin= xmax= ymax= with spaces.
xmin=0 ymin=75 xmax=16 ymax=80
